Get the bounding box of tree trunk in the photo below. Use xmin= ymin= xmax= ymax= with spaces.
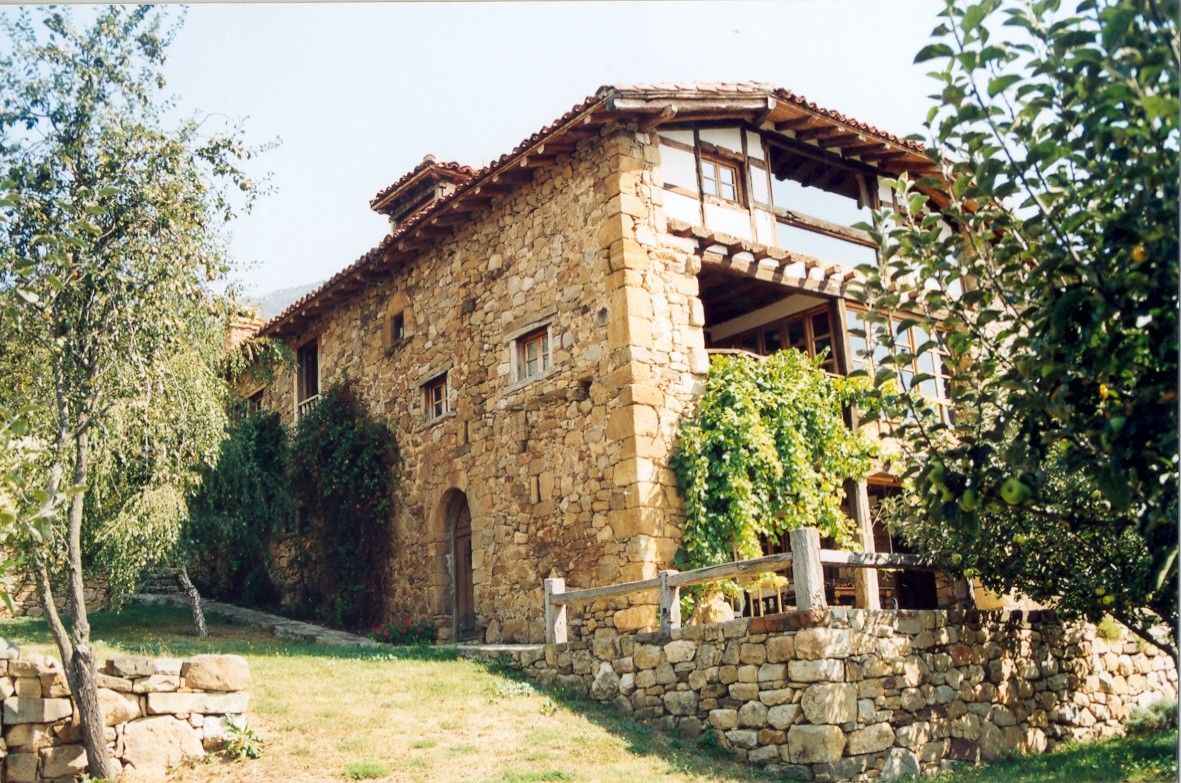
xmin=177 ymin=564 xmax=208 ymax=638
xmin=58 ymin=428 xmax=119 ymax=780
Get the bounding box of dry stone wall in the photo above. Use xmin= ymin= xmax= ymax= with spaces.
xmin=0 ymin=643 xmax=249 ymax=782
xmin=485 ymin=609 xmax=1176 ymax=781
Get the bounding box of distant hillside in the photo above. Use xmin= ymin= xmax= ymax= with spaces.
xmin=253 ymin=281 xmax=321 ymax=320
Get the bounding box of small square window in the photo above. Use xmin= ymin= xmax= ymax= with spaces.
xmin=515 ymin=326 xmax=552 ymax=382
xmin=391 ymin=312 xmax=405 ymax=341
xmin=424 ymin=373 xmax=449 ymax=420
xmin=699 ymin=155 xmax=743 ymax=204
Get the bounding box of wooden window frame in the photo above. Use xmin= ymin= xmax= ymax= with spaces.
xmin=424 ymin=373 xmax=449 ymax=421
xmin=514 ymin=325 xmax=552 ymax=383
xmin=295 ymin=339 xmax=320 ymax=420
xmin=698 ymin=150 xmax=745 ymax=207
xmin=845 ymin=305 xmax=951 ymax=424
xmin=715 ymin=304 xmax=838 ymax=373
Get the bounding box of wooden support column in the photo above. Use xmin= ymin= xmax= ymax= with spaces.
xmin=848 ymin=479 xmax=882 ymax=611
xmin=543 ymin=577 xmax=567 ymax=645
xmin=659 ymin=570 xmax=681 ymax=636
xmin=790 ymin=527 xmax=826 ymax=609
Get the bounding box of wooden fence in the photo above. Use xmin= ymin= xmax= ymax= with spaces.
xmin=542 ymin=526 xmax=931 ymax=644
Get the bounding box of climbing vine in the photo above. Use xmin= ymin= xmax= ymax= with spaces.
xmin=289 ymin=380 xmax=399 ymax=629
xmin=671 ymin=350 xmax=878 ymax=570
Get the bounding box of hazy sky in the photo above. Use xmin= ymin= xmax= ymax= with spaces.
xmin=160 ymin=1 xmax=945 ymax=297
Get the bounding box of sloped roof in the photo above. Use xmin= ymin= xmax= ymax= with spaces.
xmin=370 ymin=156 xmax=479 ymax=214
xmin=262 ymin=82 xmax=934 ymax=338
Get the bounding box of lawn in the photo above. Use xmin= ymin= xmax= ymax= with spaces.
xmin=0 ymin=605 xmax=772 ymax=783
xmin=0 ymin=606 xmax=1174 ymax=783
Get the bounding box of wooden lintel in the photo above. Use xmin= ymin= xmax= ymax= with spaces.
xmin=774 ymin=115 xmax=817 ymax=132
xmin=821 ymin=133 xmax=865 ymax=148
xmin=793 ymin=124 xmax=843 ymax=141
xmin=639 ymin=106 xmax=677 ymax=133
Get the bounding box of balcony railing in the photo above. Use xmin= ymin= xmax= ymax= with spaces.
xmin=297 ymin=394 xmax=320 ymax=420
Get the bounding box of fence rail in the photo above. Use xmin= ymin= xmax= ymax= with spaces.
xmin=542 ymin=526 xmax=933 ymax=644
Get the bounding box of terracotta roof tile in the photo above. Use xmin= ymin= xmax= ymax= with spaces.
xmin=370 ymin=155 xmax=479 ymax=208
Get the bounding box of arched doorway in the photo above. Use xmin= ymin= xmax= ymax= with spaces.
xmin=448 ymin=492 xmax=476 ymax=640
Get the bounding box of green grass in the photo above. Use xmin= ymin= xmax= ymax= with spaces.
xmin=4 ymin=606 xmax=1174 ymax=783
xmin=911 ymin=730 xmax=1178 ymax=783
xmin=345 ymin=760 xmax=390 ymax=780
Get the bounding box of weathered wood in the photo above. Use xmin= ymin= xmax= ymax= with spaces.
xmin=846 ymin=480 xmax=882 ymax=611
xmin=543 ymin=577 xmax=567 ymax=645
xmin=666 ymin=551 xmax=793 ymax=588
xmin=774 ymin=207 xmax=876 ymax=247
xmin=790 ymin=527 xmax=826 ymax=609
xmin=552 ymin=576 xmax=661 ymax=605
xmin=659 ymin=570 xmax=681 ymax=635
xmin=819 ymin=549 xmax=933 ymax=570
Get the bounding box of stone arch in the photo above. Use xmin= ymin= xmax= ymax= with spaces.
xmin=381 ymin=290 xmax=415 ymax=349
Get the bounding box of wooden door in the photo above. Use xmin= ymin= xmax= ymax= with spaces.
xmin=453 ymin=502 xmax=476 ymax=640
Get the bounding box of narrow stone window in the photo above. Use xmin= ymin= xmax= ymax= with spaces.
xmin=514 ymin=325 xmax=552 ymax=382
xmin=390 ymin=312 xmax=406 ymax=342
xmin=296 ymin=339 xmax=319 ymax=419
xmin=424 ymin=373 xmax=449 ymax=420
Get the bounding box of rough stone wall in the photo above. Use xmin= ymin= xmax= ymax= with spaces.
xmin=480 ymin=610 xmax=1177 ymax=781
xmin=0 ymin=645 xmax=250 ymax=782
xmin=254 ymin=125 xmax=689 ymax=642
xmin=0 ymin=575 xmax=109 ymax=621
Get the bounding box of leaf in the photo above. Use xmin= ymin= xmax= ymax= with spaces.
xmin=987 ymin=74 xmax=1022 ymax=97
xmin=915 ymin=43 xmax=954 ymax=63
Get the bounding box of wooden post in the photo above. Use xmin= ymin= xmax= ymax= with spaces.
xmin=659 ymin=569 xmax=681 ymax=636
xmin=544 ymin=577 xmax=567 ymax=645
xmin=790 ymin=527 xmax=826 ymax=610
xmin=848 ymin=479 xmax=882 ymax=611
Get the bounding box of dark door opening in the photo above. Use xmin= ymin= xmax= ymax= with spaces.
xmin=452 ymin=498 xmax=476 ymax=640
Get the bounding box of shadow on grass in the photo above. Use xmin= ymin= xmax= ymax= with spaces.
xmin=0 ymin=605 xmax=460 ymax=663
xmin=478 ymin=655 xmax=775 ymax=783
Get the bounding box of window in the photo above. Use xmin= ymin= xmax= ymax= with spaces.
xmin=296 ymin=340 xmax=319 ymax=419
xmin=390 ymin=312 xmax=405 ymax=342
xmin=424 ymin=373 xmax=449 ymax=420
xmin=515 ymin=326 xmax=552 ymax=382
xmin=846 ymin=306 xmax=950 ymax=423
xmin=716 ymin=305 xmax=837 ymax=373
xmin=246 ymin=390 xmax=264 ymax=414
xmin=699 ymin=155 xmax=741 ymax=203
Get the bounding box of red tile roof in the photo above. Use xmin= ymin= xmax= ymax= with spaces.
xmin=370 ymin=155 xmax=479 ymax=211
xmin=261 ymin=83 xmax=932 ymax=338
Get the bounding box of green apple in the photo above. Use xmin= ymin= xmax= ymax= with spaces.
xmin=959 ymin=488 xmax=981 ymax=512
xmin=1000 ymin=477 xmax=1032 ymax=506
xmin=928 ymin=460 xmax=946 ymax=485
xmin=1013 ymin=533 xmax=1028 ymax=545
xmin=1102 ymin=594 xmax=1115 ymax=606
xmin=949 ymin=553 xmax=963 ymax=566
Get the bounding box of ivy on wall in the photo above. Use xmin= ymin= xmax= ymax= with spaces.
xmin=671 ymin=350 xmax=878 ymax=570
xmin=186 ymin=407 xmax=291 ymax=607
xmin=289 ymin=380 xmax=399 ymax=630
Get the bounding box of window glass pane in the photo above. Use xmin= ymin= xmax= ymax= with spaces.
xmin=775 ymin=222 xmax=878 ymax=268
xmin=849 ymin=335 xmax=868 ymax=367
xmin=787 ymin=321 xmax=806 ymax=348
xmin=720 ymin=165 xmax=736 ymax=187
xmin=919 ymin=378 xmax=938 ymax=400
xmin=900 ymin=370 xmax=915 ymax=392
xmin=763 ymin=329 xmax=784 ymax=353
xmin=814 ymin=337 xmax=831 ymax=361
xmin=721 ymin=181 xmax=736 ymax=201
xmin=737 ymin=334 xmax=759 ymax=353
xmin=917 ymin=350 xmax=936 ymax=375
xmin=811 ymin=312 xmax=831 ymax=338
xmin=660 ymin=145 xmax=699 ymax=193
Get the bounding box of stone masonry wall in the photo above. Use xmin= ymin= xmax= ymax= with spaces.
xmin=483 ymin=609 xmax=1177 ymax=781
xmin=254 ymin=125 xmax=690 ymax=642
xmin=0 ymin=644 xmax=250 ymax=782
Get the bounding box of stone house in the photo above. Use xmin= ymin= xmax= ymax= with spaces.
xmin=248 ymin=83 xmax=951 ymax=644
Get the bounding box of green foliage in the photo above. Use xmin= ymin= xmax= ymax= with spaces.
xmin=854 ymin=0 xmax=1179 ymax=655
xmin=345 ymin=761 xmax=390 ymax=780
xmin=1126 ymin=700 xmax=1178 ymax=737
xmin=671 ymin=350 xmax=877 ymax=569
xmin=223 ymin=715 xmax=264 ymax=761
xmin=186 ymin=409 xmax=290 ymax=605
xmin=369 ymin=618 xmax=437 ymax=646
xmin=289 ymin=381 xmax=399 ymax=629
xmin=1096 ymin=615 xmax=1123 ymax=642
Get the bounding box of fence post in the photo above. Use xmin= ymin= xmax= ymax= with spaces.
xmin=847 ymin=479 xmax=882 ymax=611
xmin=659 ymin=570 xmax=681 ymax=635
xmin=790 ymin=527 xmax=827 ymax=610
xmin=544 ymin=577 xmax=567 ymax=645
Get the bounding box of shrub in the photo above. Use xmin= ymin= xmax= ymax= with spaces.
xmin=1096 ymin=615 xmax=1123 ymax=642
xmin=290 ymin=381 xmax=399 ymax=630
xmin=369 ymin=618 xmax=436 ymax=646
xmin=223 ymin=716 xmax=263 ymax=761
xmin=1126 ymin=699 xmax=1178 ymax=736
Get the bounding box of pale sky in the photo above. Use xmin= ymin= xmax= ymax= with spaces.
xmin=160 ymin=1 xmax=945 ymax=297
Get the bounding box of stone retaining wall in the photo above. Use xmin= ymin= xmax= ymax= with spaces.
xmin=480 ymin=609 xmax=1176 ymax=781
xmin=0 ymin=643 xmax=250 ymax=782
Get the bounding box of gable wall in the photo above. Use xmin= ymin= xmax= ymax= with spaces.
xmin=253 ymin=126 xmax=697 ymax=642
